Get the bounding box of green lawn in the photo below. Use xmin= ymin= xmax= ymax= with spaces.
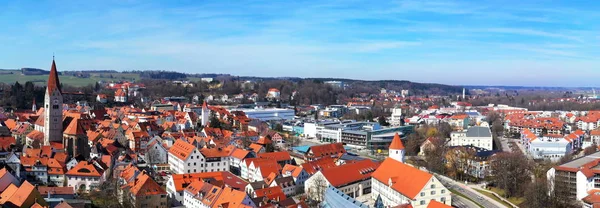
xmin=0 ymin=71 xmax=142 ymax=87
xmin=474 ymin=189 xmax=524 ymax=208
xmin=0 ymin=73 xmax=96 ymax=87
xmin=488 ymin=187 xmax=525 ymax=206
xmin=449 ymin=189 xmax=484 ymax=208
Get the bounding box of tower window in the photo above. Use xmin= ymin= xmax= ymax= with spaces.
xmin=53 ymin=105 xmax=59 ymax=109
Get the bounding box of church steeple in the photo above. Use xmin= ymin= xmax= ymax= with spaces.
xmin=44 ymin=58 xmax=64 ymax=146
xmin=47 ymin=59 xmax=61 ymax=94
xmin=389 ymin=132 xmax=405 ymax=163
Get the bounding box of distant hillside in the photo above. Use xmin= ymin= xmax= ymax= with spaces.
xmin=21 ymin=68 xmax=49 ymax=75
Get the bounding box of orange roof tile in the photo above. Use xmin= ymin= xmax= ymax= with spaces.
xmin=389 ymin=133 xmax=405 ymax=150
xmin=255 ymin=186 xmax=286 ymax=201
xmin=372 ymin=158 xmax=433 ymax=199
xmin=230 ymin=148 xmax=251 ymax=160
xmin=257 ymin=152 xmax=292 ymax=162
xmin=320 ymin=159 xmax=379 ymax=187
xmin=127 ymin=173 xmax=166 ymax=196
xmin=427 ymin=200 xmax=451 ymax=208
xmin=66 ymin=161 xmax=103 ymax=177
xmin=0 ymin=136 xmax=15 ymax=151
xmin=168 ymin=139 xmax=196 ymax=161
xmin=301 ymin=157 xmax=337 ymax=175
xmin=282 ymin=164 xmax=304 ymax=178
xmin=170 ymin=171 xmax=248 ymax=192
xmin=308 ymin=143 xmax=346 ymax=159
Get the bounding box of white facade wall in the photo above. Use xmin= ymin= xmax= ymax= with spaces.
xmin=66 ymin=175 xmax=104 ymax=192
xmin=371 ymin=176 xmax=451 ymax=208
xmin=168 ymin=150 xmax=205 ymax=174
xmin=450 ymin=132 xmax=493 ymax=150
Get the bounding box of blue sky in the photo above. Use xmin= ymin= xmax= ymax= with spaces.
xmin=1 ymin=0 xmax=599 ymax=87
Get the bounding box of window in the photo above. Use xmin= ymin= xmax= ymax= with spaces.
xmin=420 ymin=192 xmax=425 ymax=196
xmin=53 ymin=105 xmax=59 ymax=109
xmin=431 ymin=191 xmax=435 ymax=195
xmin=441 ymin=190 xmax=446 ymax=194
xmin=431 ymin=184 xmax=435 ymax=188
xmin=441 ymin=197 xmax=446 ymax=202
xmin=420 ymin=201 xmax=425 ymax=205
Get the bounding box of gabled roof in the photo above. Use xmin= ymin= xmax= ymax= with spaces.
xmin=372 ymin=158 xmax=433 ymax=200
xmin=257 ymin=151 xmax=292 ymax=162
xmin=170 ymin=171 xmax=248 ymax=192
xmin=282 ymin=164 xmax=304 ymax=178
xmin=320 ymin=159 xmax=379 ymax=187
xmin=301 ymin=157 xmax=337 ymax=175
xmin=65 ymin=161 xmax=103 ymax=177
xmin=230 ymin=148 xmax=251 ymax=160
xmin=427 ymin=200 xmax=451 ymax=208
xmin=63 ymin=119 xmax=86 ymax=135
xmin=0 ymin=136 xmax=15 ymax=151
xmin=389 ymin=133 xmax=405 ymax=150
xmin=255 ymin=186 xmax=286 ymax=201
xmin=308 ymin=143 xmax=346 ymax=158
xmin=126 ymin=172 xmax=166 ymax=196
xmin=37 ymin=186 xmax=75 ymax=195
xmin=168 ymin=139 xmax=196 ymax=161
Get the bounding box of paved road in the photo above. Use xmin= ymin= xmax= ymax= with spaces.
xmin=436 ymin=174 xmax=507 ymax=208
xmin=452 ymin=193 xmax=481 ymax=208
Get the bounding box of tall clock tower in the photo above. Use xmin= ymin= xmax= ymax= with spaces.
xmin=44 ymin=59 xmax=63 ymax=145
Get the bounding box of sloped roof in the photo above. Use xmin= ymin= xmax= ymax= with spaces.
xmin=389 ymin=133 xmax=405 ymax=150
xmin=308 ymin=143 xmax=346 ymax=158
xmin=65 ymin=161 xmax=103 ymax=177
xmin=127 ymin=173 xmax=166 ymax=196
xmin=320 ymin=159 xmax=379 ymax=187
xmin=257 ymin=151 xmax=292 ymax=162
xmin=168 ymin=139 xmax=196 ymax=161
xmin=47 ymin=60 xmax=61 ymax=94
xmin=372 ymin=158 xmax=433 ymax=200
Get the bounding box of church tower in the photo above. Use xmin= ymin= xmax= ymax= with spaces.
xmin=389 ymin=132 xmax=405 ymax=163
xmin=44 ymin=59 xmax=63 ymax=146
xmin=201 ymin=101 xmax=209 ymax=127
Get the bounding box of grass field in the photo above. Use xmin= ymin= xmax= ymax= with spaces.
xmin=0 ymin=71 xmax=142 ymax=87
xmin=475 ymin=188 xmax=524 ymax=207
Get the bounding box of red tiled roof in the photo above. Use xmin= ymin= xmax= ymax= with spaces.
xmin=170 ymin=171 xmax=248 ymax=192
xmin=257 ymin=152 xmax=292 ymax=162
xmin=169 ymin=139 xmax=196 ymax=161
xmin=372 ymin=158 xmax=433 ymax=199
xmin=37 ymin=186 xmax=75 ymax=195
xmin=320 ymin=159 xmax=379 ymax=187
xmin=0 ymin=136 xmax=15 ymax=151
xmin=126 ymin=173 xmax=166 ymax=196
xmin=255 ymin=186 xmax=286 ymax=201
xmin=308 ymin=143 xmax=346 ymax=159
xmin=427 ymin=200 xmax=451 ymax=208
xmin=66 ymin=161 xmax=103 ymax=177
xmin=301 ymin=157 xmax=337 ymax=175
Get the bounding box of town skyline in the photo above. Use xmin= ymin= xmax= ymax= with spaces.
xmin=1 ymin=0 xmax=599 ymax=87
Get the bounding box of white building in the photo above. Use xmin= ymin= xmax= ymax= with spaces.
xmin=371 ymin=139 xmax=451 ymax=207
xmin=167 ymin=140 xmax=205 ymax=174
xmin=65 ymin=161 xmax=106 ymax=192
xmin=547 ymin=151 xmax=600 ymax=201
xmin=390 ymin=106 xmax=403 ymax=126
xmin=450 ymin=126 xmax=493 ymax=150
xmin=304 ymin=159 xmax=378 ymax=201
xmin=528 ymin=135 xmax=573 ymax=161
xmin=267 ymin=88 xmax=281 ymax=99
